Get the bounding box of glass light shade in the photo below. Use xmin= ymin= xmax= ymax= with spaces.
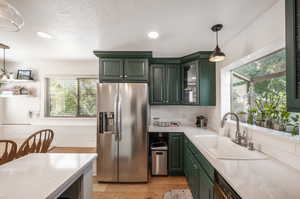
xmin=209 ymin=46 xmax=226 ymax=62
xmin=0 ymin=0 xmax=24 ymax=31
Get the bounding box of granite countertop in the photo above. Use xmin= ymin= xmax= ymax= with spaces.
xmin=149 ymin=125 xmax=300 ymax=199
xmin=0 ymin=153 xmax=97 ymax=199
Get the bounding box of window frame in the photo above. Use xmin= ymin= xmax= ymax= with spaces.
xmin=44 ymin=76 xmax=97 ymax=118
xmin=230 ymin=49 xmax=286 ymax=115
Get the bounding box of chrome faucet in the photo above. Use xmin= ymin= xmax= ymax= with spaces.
xmin=221 ymin=112 xmax=248 ymax=147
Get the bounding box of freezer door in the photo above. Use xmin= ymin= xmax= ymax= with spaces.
xmin=97 ymin=83 xmax=119 ymax=182
xmin=118 ymin=83 xmax=148 ymax=182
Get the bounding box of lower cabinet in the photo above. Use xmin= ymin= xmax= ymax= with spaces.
xmin=184 ymin=136 xmax=214 ymax=199
xmin=169 ymin=133 xmax=184 ymax=176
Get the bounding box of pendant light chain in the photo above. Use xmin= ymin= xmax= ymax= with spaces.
xmin=216 ymin=31 xmax=219 ymax=47
xmin=3 ymin=48 xmax=6 ymax=73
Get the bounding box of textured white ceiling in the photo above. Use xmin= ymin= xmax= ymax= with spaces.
xmin=0 ymin=0 xmax=279 ymax=62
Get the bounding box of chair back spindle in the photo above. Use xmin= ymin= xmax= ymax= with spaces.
xmin=0 ymin=140 xmax=17 ymax=165
xmin=16 ymin=129 xmax=54 ymax=158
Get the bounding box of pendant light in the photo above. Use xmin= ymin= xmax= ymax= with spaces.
xmin=0 ymin=43 xmax=9 ymax=81
xmin=0 ymin=0 xmax=24 ymax=31
xmin=209 ymin=24 xmax=226 ymax=62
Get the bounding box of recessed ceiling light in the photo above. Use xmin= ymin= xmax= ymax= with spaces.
xmin=147 ymin=31 xmax=159 ymax=39
xmin=37 ymin=31 xmax=53 ymax=39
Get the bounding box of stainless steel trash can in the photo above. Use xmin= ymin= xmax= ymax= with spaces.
xmin=151 ymin=142 xmax=168 ymax=176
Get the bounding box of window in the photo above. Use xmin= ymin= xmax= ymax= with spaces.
xmin=230 ymin=50 xmax=299 ymax=135
xmin=46 ymin=77 xmax=97 ymax=117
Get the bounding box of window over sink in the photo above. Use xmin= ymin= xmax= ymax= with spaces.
xmin=45 ymin=77 xmax=97 ymax=117
xmin=230 ymin=49 xmax=299 ymax=135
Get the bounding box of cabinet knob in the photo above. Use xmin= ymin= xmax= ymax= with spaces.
xmin=120 ymin=75 xmax=123 ymax=78
xmin=124 ymin=74 xmax=128 ymax=78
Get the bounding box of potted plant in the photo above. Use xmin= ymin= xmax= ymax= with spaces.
xmin=237 ymin=111 xmax=248 ymax=123
xmin=255 ymin=94 xmax=268 ymax=127
xmin=247 ymin=108 xmax=257 ymax=125
xmin=288 ymin=114 xmax=299 ymax=136
xmin=276 ymin=106 xmax=291 ymax=132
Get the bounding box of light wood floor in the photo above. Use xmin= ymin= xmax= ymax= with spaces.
xmin=50 ymin=147 xmax=189 ymax=199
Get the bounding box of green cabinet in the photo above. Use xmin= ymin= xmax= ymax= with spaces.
xmin=184 ymin=136 xmax=214 ymax=199
xmin=124 ymin=59 xmax=149 ymax=81
xmin=199 ymin=166 xmax=214 ymax=199
xmin=182 ymin=61 xmax=199 ymax=105
xmin=99 ymin=58 xmax=148 ymax=82
xmin=150 ymin=64 xmax=181 ymax=105
xmin=166 ymin=65 xmax=181 ymax=104
xmin=169 ymin=133 xmax=184 ymax=176
xmin=150 ymin=65 xmax=165 ymax=104
xmin=100 ymin=58 xmax=123 ymax=80
xmin=286 ymin=0 xmax=300 ymax=112
xmin=199 ymin=60 xmax=216 ymax=106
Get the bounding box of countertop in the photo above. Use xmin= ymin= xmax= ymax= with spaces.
xmin=149 ymin=125 xmax=300 ymax=199
xmin=0 ymin=153 xmax=97 ymax=199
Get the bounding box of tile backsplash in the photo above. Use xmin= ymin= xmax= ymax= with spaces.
xmin=150 ymin=106 xmax=215 ymax=126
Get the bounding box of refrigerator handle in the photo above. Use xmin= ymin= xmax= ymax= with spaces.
xmin=118 ymin=95 xmax=122 ymax=141
xmin=114 ymin=93 xmax=118 ymax=135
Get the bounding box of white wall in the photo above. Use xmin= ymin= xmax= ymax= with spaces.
xmin=0 ymin=59 xmax=98 ymax=147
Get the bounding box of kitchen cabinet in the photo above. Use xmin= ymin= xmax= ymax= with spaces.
xmin=182 ymin=61 xmax=199 ymax=104
xmin=99 ymin=58 xmax=123 ymax=81
xmin=150 ymin=64 xmax=181 ymax=105
xmin=168 ymin=133 xmax=184 ymax=176
xmin=99 ymin=58 xmax=148 ymax=82
xmin=199 ymin=60 xmax=216 ymax=106
xmin=124 ymin=59 xmax=148 ymax=81
xmin=286 ymin=0 xmax=300 ymax=112
xmin=184 ymin=136 xmax=214 ymax=199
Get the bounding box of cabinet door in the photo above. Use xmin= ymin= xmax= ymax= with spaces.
xmin=182 ymin=61 xmax=199 ymax=104
xmin=99 ymin=58 xmax=123 ymax=81
xmin=124 ymin=59 xmax=148 ymax=81
xmin=199 ymin=165 xmax=214 ymax=199
xmin=286 ymin=0 xmax=300 ymax=112
xmin=150 ymin=65 xmax=165 ymax=104
xmin=168 ymin=133 xmax=184 ymax=176
xmin=165 ymin=64 xmax=181 ymax=104
xmin=199 ymin=60 xmax=216 ymax=106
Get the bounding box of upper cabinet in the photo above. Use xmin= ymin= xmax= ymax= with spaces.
xmin=94 ymin=51 xmax=216 ymax=107
xmin=124 ymin=59 xmax=148 ymax=81
xmin=150 ymin=63 xmax=181 ymax=105
xmin=199 ymin=60 xmax=216 ymax=106
xmin=182 ymin=61 xmax=199 ymax=105
xmin=286 ymin=0 xmax=300 ymax=112
xmin=94 ymin=51 xmax=152 ymax=82
xmin=100 ymin=58 xmax=123 ymax=80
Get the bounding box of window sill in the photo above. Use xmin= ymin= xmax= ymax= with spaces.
xmin=41 ymin=117 xmax=96 ymax=120
xmin=227 ymin=120 xmax=300 ymax=144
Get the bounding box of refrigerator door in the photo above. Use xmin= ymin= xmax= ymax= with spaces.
xmin=97 ymin=83 xmax=119 ymax=182
xmin=118 ymin=83 xmax=148 ymax=182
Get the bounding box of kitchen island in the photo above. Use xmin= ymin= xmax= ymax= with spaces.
xmin=0 ymin=153 xmax=97 ymax=199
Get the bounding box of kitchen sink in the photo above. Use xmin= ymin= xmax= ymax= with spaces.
xmin=194 ymin=135 xmax=268 ymax=160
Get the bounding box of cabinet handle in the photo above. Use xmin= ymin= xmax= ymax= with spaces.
xmin=120 ymin=75 xmax=123 ymax=78
xmin=124 ymin=74 xmax=128 ymax=78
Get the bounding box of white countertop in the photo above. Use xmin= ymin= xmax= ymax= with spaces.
xmin=149 ymin=125 xmax=300 ymax=199
xmin=0 ymin=153 xmax=97 ymax=199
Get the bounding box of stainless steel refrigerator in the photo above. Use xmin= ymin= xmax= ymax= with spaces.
xmin=96 ymin=83 xmax=148 ymax=183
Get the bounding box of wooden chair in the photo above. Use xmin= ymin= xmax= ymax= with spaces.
xmin=16 ymin=129 xmax=54 ymax=158
xmin=0 ymin=140 xmax=17 ymax=165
